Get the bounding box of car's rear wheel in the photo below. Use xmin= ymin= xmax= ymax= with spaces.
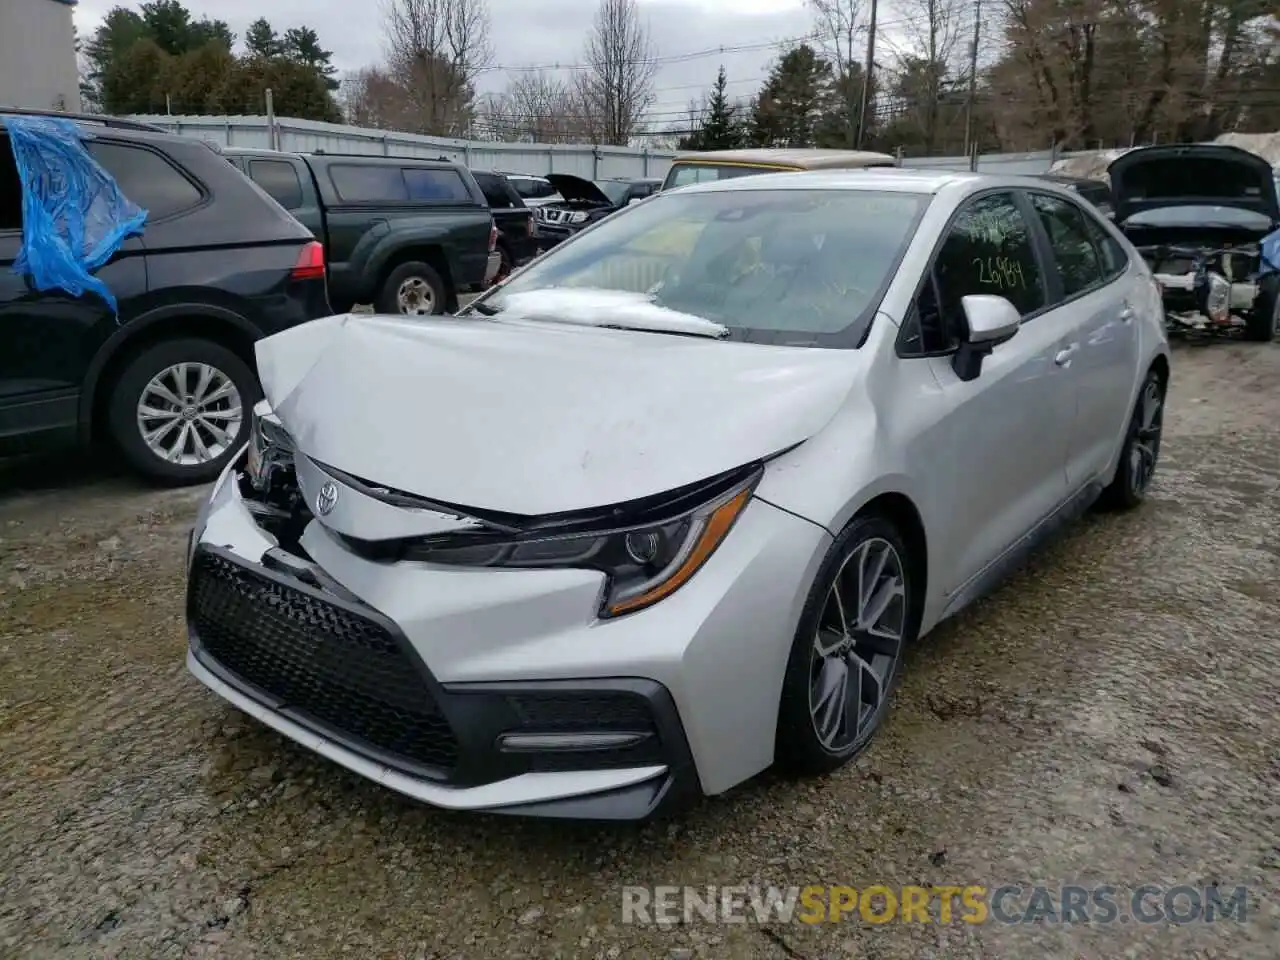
xmin=775 ymin=513 xmax=917 ymax=776
xmin=377 ymin=261 xmax=447 ymax=316
xmin=1098 ymin=366 xmax=1165 ymax=511
xmin=1243 ymin=274 xmax=1280 ymax=342
xmin=107 ymin=338 xmax=257 ymax=486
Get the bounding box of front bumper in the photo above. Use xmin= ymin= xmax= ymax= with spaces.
xmin=483 ymin=251 xmax=502 ymax=286
xmin=185 ymin=454 xmax=828 ymax=819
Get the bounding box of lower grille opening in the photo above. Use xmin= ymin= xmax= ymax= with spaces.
xmin=504 ymin=693 xmax=666 ymax=772
xmin=190 ymin=550 xmax=459 ymax=774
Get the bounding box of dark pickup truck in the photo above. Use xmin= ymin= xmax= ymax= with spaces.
xmin=223 ymin=149 xmax=499 ymax=315
xmin=469 ymin=170 xmax=539 ymax=281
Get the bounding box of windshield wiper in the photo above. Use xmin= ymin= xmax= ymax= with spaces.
xmin=466 ymin=301 xmax=500 ymax=316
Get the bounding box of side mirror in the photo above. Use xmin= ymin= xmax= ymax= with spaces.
xmin=953 ymin=295 xmax=1021 ymax=382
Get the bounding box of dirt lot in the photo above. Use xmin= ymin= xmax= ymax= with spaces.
xmin=1 ymin=341 xmax=1278 ymax=959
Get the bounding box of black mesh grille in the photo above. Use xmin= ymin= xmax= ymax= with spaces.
xmin=190 ymin=550 xmax=458 ymax=773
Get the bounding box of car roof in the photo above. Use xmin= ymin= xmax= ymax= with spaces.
xmin=669 ymin=167 xmax=980 ymax=196
xmin=669 ymin=147 xmax=897 ymax=168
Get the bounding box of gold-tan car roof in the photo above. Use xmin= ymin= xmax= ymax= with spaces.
xmin=669 ymin=148 xmax=897 ymax=169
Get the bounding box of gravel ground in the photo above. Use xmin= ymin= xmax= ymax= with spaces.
xmin=1 ymin=340 xmax=1278 ymax=959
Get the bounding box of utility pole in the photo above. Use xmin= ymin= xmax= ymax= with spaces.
xmin=963 ymin=0 xmax=981 ymax=157
xmin=857 ymin=0 xmax=878 ymax=148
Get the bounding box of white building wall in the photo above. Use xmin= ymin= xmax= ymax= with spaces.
xmin=0 ymin=0 xmax=82 ymax=113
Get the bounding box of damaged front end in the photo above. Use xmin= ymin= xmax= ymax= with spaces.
xmin=1138 ymin=238 xmax=1274 ymax=335
xmin=239 ymin=396 xmax=761 ymax=620
xmin=1108 ymin=144 xmax=1280 ymax=339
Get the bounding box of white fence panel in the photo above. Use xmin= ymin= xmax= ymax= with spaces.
xmin=125 ymin=114 xmax=676 ymax=179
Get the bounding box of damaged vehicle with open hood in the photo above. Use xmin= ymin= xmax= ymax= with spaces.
xmin=185 ymin=168 xmax=1170 ymax=820
xmin=1108 ymin=143 xmax=1280 ymax=340
xmin=530 ymin=174 xmax=654 ymax=248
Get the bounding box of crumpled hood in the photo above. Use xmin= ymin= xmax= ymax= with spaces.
xmin=255 ymin=313 xmax=865 ymax=516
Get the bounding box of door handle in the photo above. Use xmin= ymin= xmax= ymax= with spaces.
xmin=1119 ymin=304 xmax=1135 ymax=323
xmin=1054 ymin=344 xmax=1078 ymax=367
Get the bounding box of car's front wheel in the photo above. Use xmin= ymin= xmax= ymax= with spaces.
xmin=775 ymin=513 xmax=917 ymax=776
xmin=107 ymin=338 xmax=257 ymax=486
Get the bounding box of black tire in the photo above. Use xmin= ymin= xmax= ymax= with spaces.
xmin=376 ymin=260 xmax=448 ymax=316
xmin=1098 ymin=366 xmax=1165 ymax=511
xmin=106 ymin=338 xmax=259 ymax=486
xmin=1243 ymin=274 xmax=1280 ymax=343
xmin=495 ymin=242 xmax=514 ymax=283
xmin=775 ymin=512 xmax=919 ymax=777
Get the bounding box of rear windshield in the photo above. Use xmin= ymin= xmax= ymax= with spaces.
xmin=480 ymin=187 xmax=930 ymax=347
xmin=662 ymin=163 xmax=794 ymax=191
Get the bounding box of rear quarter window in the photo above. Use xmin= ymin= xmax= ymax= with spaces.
xmin=248 ymin=159 xmax=304 ymax=210
xmin=86 ymin=141 xmax=204 ymax=219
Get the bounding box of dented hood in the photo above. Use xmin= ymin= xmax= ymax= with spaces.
xmin=255 ymin=313 xmax=863 ymax=516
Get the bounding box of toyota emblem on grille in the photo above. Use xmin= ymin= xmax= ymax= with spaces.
xmin=315 ymin=480 xmax=340 ymax=516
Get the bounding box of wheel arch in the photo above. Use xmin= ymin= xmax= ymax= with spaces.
xmin=80 ymin=304 xmax=261 ymax=446
xmin=848 ymin=490 xmax=930 ymax=631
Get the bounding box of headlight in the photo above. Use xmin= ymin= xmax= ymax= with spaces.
xmin=569 ymin=211 xmax=589 ymax=224
xmin=1196 ymin=270 xmax=1231 ymax=324
xmin=401 ymin=470 xmax=760 ymax=618
xmin=246 ymin=400 xmax=294 ymax=491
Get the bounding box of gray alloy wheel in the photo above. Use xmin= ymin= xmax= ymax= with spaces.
xmin=1126 ymin=374 xmax=1164 ymax=498
xmin=136 ymin=362 xmax=244 ymax=467
xmin=808 ymin=536 xmax=908 ymax=752
xmin=776 ymin=512 xmax=917 ymax=776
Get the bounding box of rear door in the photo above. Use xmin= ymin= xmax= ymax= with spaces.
xmin=0 ymin=131 xmax=147 ymax=449
xmin=1025 ymin=190 xmax=1139 ymax=488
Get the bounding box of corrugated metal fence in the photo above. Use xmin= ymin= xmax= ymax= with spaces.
xmin=126 ymin=113 xmax=1111 ymax=180
xmin=126 ymin=114 xmax=678 ymax=180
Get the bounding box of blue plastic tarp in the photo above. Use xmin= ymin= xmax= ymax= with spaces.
xmin=1261 ymin=228 xmax=1280 ymax=277
xmin=2 ymin=115 xmax=147 ymax=313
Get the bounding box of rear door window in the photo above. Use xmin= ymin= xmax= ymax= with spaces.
xmin=329 ymin=164 xmax=409 ymax=202
xmin=248 ymin=159 xmax=304 ymax=210
xmin=86 ymin=141 xmax=204 ymax=219
xmin=403 ymin=167 xmax=472 ymax=202
xmin=1030 ymin=193 xmax=1106 ymax=298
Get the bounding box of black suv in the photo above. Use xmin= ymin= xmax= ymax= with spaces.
xmin=0 ymin=111 xmax=330 ymax=485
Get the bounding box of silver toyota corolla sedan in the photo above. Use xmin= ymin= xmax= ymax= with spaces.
xmin=185 ymin=169 xmax=1170 ymax=820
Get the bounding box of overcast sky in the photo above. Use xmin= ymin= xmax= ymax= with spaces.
xmin=70 ymin=0 xmax=851 ymax=125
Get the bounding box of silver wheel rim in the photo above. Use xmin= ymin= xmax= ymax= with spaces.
xmin=136 ymin=362 xmax=243 ymax=467
xmin=397 ymin=277 xmax=436 ymax=315
xmin=1129 ymin=378 xmax=1163 ymax=494
xmin=809 ymin=537 xmax=907 ymax=753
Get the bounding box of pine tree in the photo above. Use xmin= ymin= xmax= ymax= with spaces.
xmin=244 ymin=18 xmax=283 ymax=59
xmin=701 ymin=66 xmax=742 ymax=150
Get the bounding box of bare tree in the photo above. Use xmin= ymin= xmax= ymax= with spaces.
xmin=381 ymin=0 xmax=493 ymax=136
xmin=809 ymin=0 xmax=865 ymax=146
xmin=576 ymin=0 xmax=658 ymax=146
xmin=892 ymin=0 xmax=966 ymax=152
xmin=503 ymin=71 xmax=586 ymax=142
